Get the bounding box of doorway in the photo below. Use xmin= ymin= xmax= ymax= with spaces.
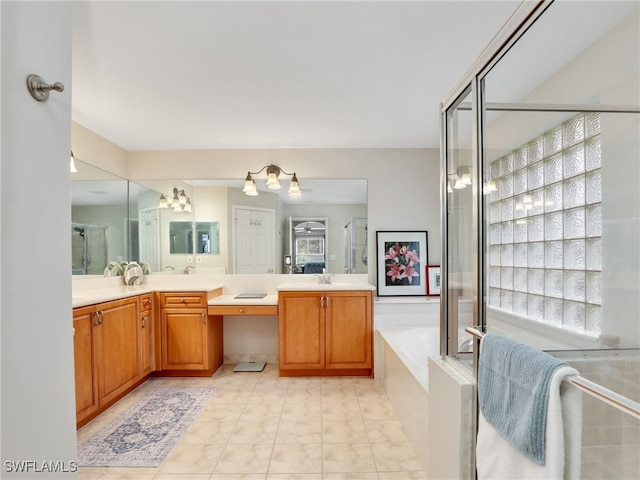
xmin=288 ymin=217 xmax=328 ymax=274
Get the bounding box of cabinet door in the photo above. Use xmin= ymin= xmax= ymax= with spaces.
xmin=278 ymin=292 xmax=325 ymax=370
xmin=139 ymin=311 xmax=154 ymax=376
xmin=325 ymin=291 xmax=372 ymax=369
xmin=161 ymin=309 xmax=208 ymax=370
xmin=96 ymin=297 xmax=140 ymax=405
xmin=73 ymin=307 xmax=99 ymax=423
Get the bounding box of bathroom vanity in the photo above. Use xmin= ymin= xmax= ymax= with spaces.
xmin=72 ymin=274 xmax=374 ymax=427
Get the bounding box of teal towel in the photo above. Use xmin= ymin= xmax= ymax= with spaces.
xmin=478 ymin=333 xmax=568 ymax=465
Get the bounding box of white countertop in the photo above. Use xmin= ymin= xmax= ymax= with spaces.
xmin=276 ymin=282 xmax=376 ymax=291
xmin=72 ymin=273 xmax=375 ymax=308
xmin=72 ymin=281 xmax=224 ymax=308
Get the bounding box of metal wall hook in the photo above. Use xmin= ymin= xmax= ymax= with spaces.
xmin=27 ymin=74 xmax=65 ymax=101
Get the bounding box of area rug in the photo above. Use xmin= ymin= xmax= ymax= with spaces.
xmin=78 ymin=386 xmax=218 ymax=467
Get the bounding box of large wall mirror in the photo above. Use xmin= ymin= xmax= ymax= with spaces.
xmin=129 ymin=178 xmax=367 ymax=275
xmin=71 ymin=160 xmax=129 ymax=275
xmin=72 ymin=171 xmax=367 ymax=275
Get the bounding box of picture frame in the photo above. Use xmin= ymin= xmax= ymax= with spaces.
xmin=426 ymin=265 xmax=441 ymax=296
xmin=376 ymin=231 xmax=428 ymax=296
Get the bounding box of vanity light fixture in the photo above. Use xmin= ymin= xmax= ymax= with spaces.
xmin=448 ymin=165 xmax=473 ymax=190
xmin=483 ymin=180 xmax=498 ymax=194
xmin=70 ymin=150 xmax=78 ymax=173
xmin=158 ymin=188 xmax=192 ymax=212
xmin=243 ymin=164 xmax=301 ymax=197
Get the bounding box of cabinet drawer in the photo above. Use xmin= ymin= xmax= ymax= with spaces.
xmin=139 ymin=294 xmax=153 ymax=312
xmin=208 ymin=305 xmax=278 ymax=316
xmin=160 ymin=292 xmax=207 ymax=308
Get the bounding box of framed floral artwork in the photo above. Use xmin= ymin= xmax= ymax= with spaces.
xmin=376 ymin=231 xmax=428 ymax=296
xmin=426 ymin=265 xmax=441 ymax=296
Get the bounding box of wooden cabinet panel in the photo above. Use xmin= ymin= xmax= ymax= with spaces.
xmin=278 ymin=290 xmax=372 ymax=376
xmin=160 ymin=292 xmax=207 ymax=308
xmin=139 ymin=294 xmax=154 ymax=377
xmin=207 ymin=305 xmax=278 ymax=316
xmin=278 ymin=292 xmax=324 ymax=370
xmin=73 ymin=307 xmax=99 ymax=424
xmin=139 ymin=293 xmax=153 ymax=312
xmin=139 ymin=311 xmax=154 ymax=376
xmin=158 ymin=291 xmax=223 ymax=374
xmin=96 ymin=298 xmax=140 ymax=405
xmin=325 ymin=292 xmax=372 ymax=369
xmin=73 ymin=295 xmax=144 ymax=428
xmin=161 ymin=310 xmax=208 ymax=370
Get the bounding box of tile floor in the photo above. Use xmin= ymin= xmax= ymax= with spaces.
xmin=77 ymin=364 xmax=427 ymax=480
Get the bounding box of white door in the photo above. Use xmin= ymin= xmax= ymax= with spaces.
xmin=139 ymin=207 xmax=160 ymax=272
xmin=233 ymin=206 xmax=275 ymax=273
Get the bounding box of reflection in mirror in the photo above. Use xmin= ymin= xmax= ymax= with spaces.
xmin=290 ymin=219 xmax=327 ymax=274
xmin=169 ymin=221 xmax=193 ymax=254
xmin=128 ymin=178 xmax=367 ymax=274
xmin=196 ymin=222 xmax=220 ymax=254
xmin=71 ymin=160 xmax=129 ymax=275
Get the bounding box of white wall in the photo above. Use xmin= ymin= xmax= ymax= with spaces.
xmin=1 ymin=2 xmax=78 ymax=477
xmin=193 ymin=186 xmax=229 ymax=271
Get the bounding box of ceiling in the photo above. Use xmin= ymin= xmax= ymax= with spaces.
xmin=71 ymin=1 xmax=522 ymax=151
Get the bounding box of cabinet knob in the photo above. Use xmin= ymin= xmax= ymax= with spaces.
xmin=201 ymin=313 xmax=206 ymax=325
xmin=180 ymin=299 xmax=186 ymax=303
xmin=239 ymin=308 xmax=244 ymax=313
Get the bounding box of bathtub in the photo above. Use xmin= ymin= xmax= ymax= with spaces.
xmin=375 ymin=325 xmax=440 ymax=471
xmin=376 ymin=326 xmax=440 ymax=391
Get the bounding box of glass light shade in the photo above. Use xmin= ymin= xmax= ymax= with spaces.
xmin=288 ymin=174 xmax=301 ymax=197
xmin=173 ymin=202 xmax=182 ymax=212
xmin=183 ymin=199 xmax=192 ymax=213
xmin=447 ymin=182 xmax=453 ymax=193
xmin=243 ymin=173 xmax=255 ymax=194
xmin=461 ymin=172 xmax=472 ymax=185
xmin=484 ymin=180 xmax=497 ymax=193
xmin=245 ymin=180 xmax=258 ymax=196
xmin=266 ymin=172 xmax=281 ymax=189
xmin=70 ymin=152 xmax=78 ymax=173
xmin=454 ymin=178 xmax=466 ymax=189
xmin=158 ymin=194 xmax=168 ymax=208
xmin=178 ymin=190 xmax=187 ymax=205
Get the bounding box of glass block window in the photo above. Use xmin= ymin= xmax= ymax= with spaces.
xmin=487 ymin=113 xmax=602 ymax=335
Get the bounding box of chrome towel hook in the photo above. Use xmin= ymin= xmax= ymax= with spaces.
xmin=26 ymin=74 xmax=65 ymax=101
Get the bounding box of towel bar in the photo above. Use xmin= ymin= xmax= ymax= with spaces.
xmin=465 ymin=326 xmax=640 ymax=420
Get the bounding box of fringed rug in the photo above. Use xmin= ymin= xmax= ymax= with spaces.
xmin=78 ymin=386 xmax=218 ymax=467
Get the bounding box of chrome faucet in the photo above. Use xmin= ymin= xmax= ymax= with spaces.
xmin=183 ymin=265 xmax=195 ymax=274
xmin=164 ymin=266 xmax=175 ymax=271
xmin=317 ymin=268 xmax=333 ymax=285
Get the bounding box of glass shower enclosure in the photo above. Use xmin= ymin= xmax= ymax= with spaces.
xmin=71 ymin=223 xmax=108 ymax=275
xmin=440 ymin=1 xmax=639 ymax=478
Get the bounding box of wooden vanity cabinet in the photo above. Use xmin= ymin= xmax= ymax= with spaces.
xmin=139 ymin=293 xmax=154 ymax=377
xmin=73 ymin=296 xmax=141 ymax=427
xmin=158 ymin=292 xmax=223 ymax=375
xmin=73 ymin=305 xmax=99 ymax=425
xmin=278 ymin=290 xmax=373 ymax=376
